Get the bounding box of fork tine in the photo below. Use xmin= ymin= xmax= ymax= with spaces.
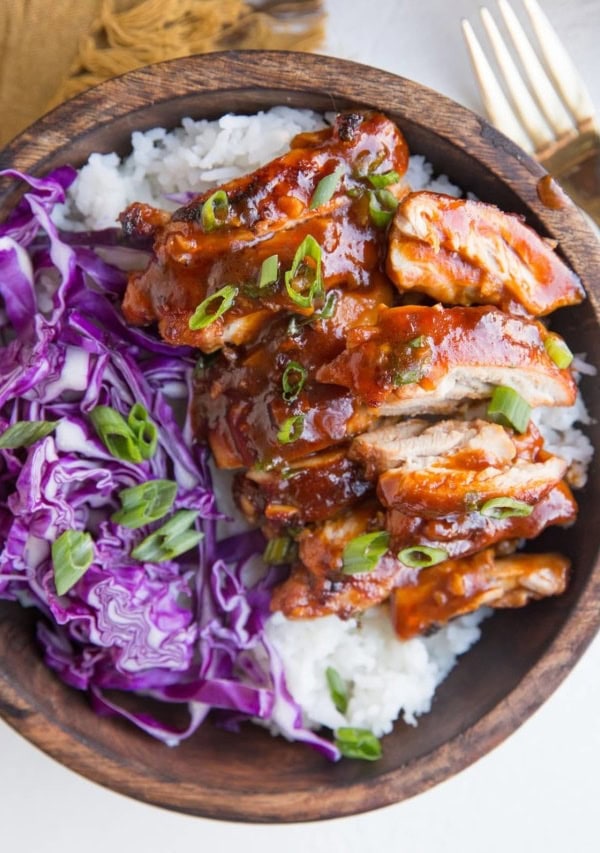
xmin=524 ymin=0 xmax=597 ymax=126
xmin=480 ymin=7 xmax=554 ymax=151
xmin=498 ymin=0 xmax=575 ymax=137
xmin=461 ymin=18 xmax=534 ymax=154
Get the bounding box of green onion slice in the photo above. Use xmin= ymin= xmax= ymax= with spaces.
xmin=367 ymin=170 xmax=400 ymax=189
xmin=90 ymin=405 xmax=143 ymax=463
xmin=326 ymin=666 xmax=349 ymax=714
xmin=479 ymin=497 xmax=533 ymax=519
xmin=52 ymin=530 xmax=94 ymax=596
xmin=309 ymin=165 xmax=344 ymax=209
xmin=111 ymin=479 xmax=177 ymax=529
xmin=284 ymin=235 xmax=323 ymax=309
xmin=131 ymin=510 xmax=203 ymax=563
xmin=544 ymin=333 xmax=574 ymax=369
xmin=319 ymin=290 xmax=338 ymax=319
xmin=342 ymin=531 xmax=390 ymax=574
xmin=263 ymin=536 xmax=297 ymax=565
xmin=487 ymin=385 xmax=531 ymax=434
xmin=126 ymin=403 xmax=158 ymax=460
xmin=335 ymin=727 xmax=382 ymax=761
xmin=282 ymin=361 xmax=308 ymax=403
xmin=0 ymin=420 xmax=58 ymax=450
xmin=200 ymin=190 xmax=229 ymax=232
xmin=398 ymin=545 xmax=448 ymax=569
xmin=189 ymin=285 xmax=238 ymax=331
xmin=368 ymin=188 xmax=399 ymax=227
xmin=276 ymin=414 xmax=305 ymax=445
xmin=258 ymin=254 xmax=279 ymax=288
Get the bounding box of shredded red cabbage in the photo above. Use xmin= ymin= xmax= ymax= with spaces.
xmin=0 ymin=167 xmax=339 ymax=760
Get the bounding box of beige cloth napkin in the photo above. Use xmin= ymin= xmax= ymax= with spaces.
xmin=0 ymin=0 xmax=325 ymax=147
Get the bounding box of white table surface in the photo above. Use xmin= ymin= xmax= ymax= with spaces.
xmin=1 ymin=1 xmax=599 ymax=850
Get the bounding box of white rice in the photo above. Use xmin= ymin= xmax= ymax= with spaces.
xmin=58 ymin=107 xmax=593 ymax=741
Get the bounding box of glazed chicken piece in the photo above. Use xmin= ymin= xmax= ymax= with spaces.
xmin=270 ymin=500 xmax=414 ymax=619
xmin=386 ymin=192 xmax=584 ymax=315
xmin=270 ymin=476 xmax=576 ymax=621
xmin=386 ymin=480 xmax=577 ymax=561
xmin=350 ymin=418 xmax=567 ymax=515
xmin=391 ymin=549 xmax=570 ymax=639
xmin=317 ymin=304 xmax=577 ymax=415
xmin=121 ymin=111 xmax=409 ymax=351
xmin=192 ymin=284 xmax=393 ymax=468
xmin=234 ymin=445 xmax=372 ymax=528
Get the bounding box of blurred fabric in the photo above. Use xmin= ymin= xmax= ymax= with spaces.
xmin=0 ymin=0 xmax=325 ymax=147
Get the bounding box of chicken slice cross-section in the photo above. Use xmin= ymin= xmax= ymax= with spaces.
xmin=386 ymin=191 xmax=584 ymax=316
xmin=317 ymin=304 xmax=577 ymax=416
xmin=350 ymin=418 xmax=568 ymax=515
xmin=391 ymin=549 xmax=570 ymax=639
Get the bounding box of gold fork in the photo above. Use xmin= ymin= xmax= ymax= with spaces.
xmin=462 ymin=0 xmax=600 ymax=226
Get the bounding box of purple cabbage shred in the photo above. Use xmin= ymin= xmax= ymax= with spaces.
xmin=0 ymin=167 xmax=339 ymax=761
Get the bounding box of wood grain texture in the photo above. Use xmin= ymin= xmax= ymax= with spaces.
xmin=0 ymin=51 xmax=599 ymax=823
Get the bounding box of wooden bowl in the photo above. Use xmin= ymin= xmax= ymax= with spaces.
xmin=0 ymin=51 xmax=599 ymax=823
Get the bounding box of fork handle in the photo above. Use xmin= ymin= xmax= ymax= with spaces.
xmin=543 ymin=131 xmax=600 ymax=228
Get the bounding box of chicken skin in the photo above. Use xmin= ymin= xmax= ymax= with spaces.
xmin=386 ymin=192 xmax=584 ymax=316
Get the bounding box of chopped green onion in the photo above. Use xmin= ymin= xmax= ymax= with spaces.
xmin=263 ymin=536 xmax=297 ymax=565
xmin=408 ymin=335 xmax=426 ymax=349
xmin=479 ymin=497 xmax=533 ymax=519
xmin=111 ymin=479 xmax=177 ymax=529
xmin=281 ymin=467 xmax=303 ymax=481
xmin=0 ymin=420 xmax=58 ymax=450
xmin=319 ymin=290 xmax=338 ymax=319
xmin=282 ymin=361 xmax=308 ymax=403
xmin=276 ymin=414 xmax=305 ymax=445
xmin=90 ymin=405 xmax=143 ymax=463
xmin=188 ymin=285 xmax=238 ymax=331
xmin=368 ymin=188 xmax=399 ymax=227
xmin=126 ymin=403 xmax=158 ymax=460
xmin=284 ymin=235 xmax=323 ymax=309
xmin=131 ymin=510 xmax=203 ymax=562
xmin=286 ymin=291 xmax=339 ymax=336
xmin=342 ymin=531 xmax=390 ymax=574
xmin=326 ymin=666 xmax=349 ymax=714
xmin=544 ymin=333 xmax=574 ymax=369
xmin=487 ymin=385 xmax=531 ymax=433
xmin=309 ymin=166 xmax=344 ymax=209
xmin=52 ymin=530 xmax=94 ymax=596
xmin=200 ymin=190 xmax=229 ymax=232
xmin=393 ymin=367 xmax=426 ymax=386
xmin=398 ymin=546 xmax=448 ymax=569
xmin=335 ymin=727 xmax=382 ymax=761
xmin=367 ymin=170 xmax=400 ymax=189
xmin=259 ymin=254 xmax=279 ymax=288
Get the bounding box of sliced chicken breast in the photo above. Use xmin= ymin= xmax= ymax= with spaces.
xmin=386 ymin=481 xmax=577 ymax=560
xmin=317 ymin=304 xmax=577 ymax=415
xmin=351 ymin=418 xmax=567 ymax=515
xmin=386 ymin=191 xmax=584 ymax=316
xmin=392 ymin=549 xmax=570 ymax=639
xmin=234 ymin=445 xmax=372 ymax=528
xmin=121 ymin=112 xmax=408 ymax=352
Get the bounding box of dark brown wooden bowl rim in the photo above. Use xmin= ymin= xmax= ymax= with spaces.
xmin=1 ymin=50 xmax=599 ymax=823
